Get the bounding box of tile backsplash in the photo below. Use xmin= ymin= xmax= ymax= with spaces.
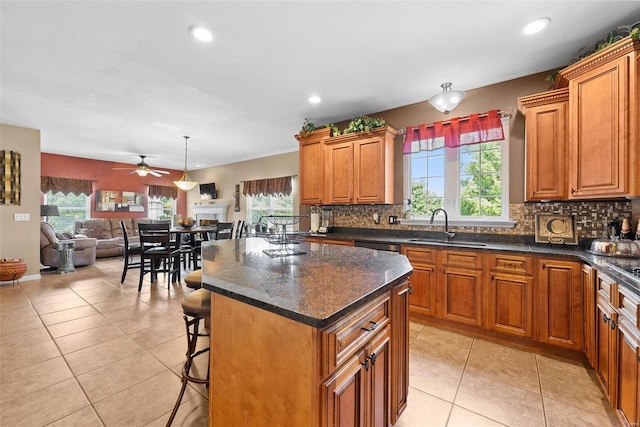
xmin=326 ymin=200 xmax=634 ymax=240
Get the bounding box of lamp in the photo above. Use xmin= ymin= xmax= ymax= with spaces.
xmin=173 ymin=136 xmax=198 ymax=191
xmin=40 ymin=205 xmax=60 ymax=222
xmin=428 ymin=82 xmax=466 ymax=114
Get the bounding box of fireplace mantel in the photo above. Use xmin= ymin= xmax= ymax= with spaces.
xmin=189 ymin=204 xmax=229 ymax=223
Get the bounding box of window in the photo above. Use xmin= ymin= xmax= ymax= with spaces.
xmin=44 ymin=191 xmax=90 ymax=233
xmin=246 ymin=194 xmax=293 ymax=228
xmin=404 ymin=116 xmax=510 ymax=224
xmin=148 ymin=196 xmax=175 ymax=221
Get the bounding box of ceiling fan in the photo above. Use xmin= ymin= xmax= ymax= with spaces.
xmin=112 ymin=155 xmax=169 ymax=177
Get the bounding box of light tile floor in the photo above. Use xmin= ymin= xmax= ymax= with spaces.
xmin=0 ymin=258 xmax=621 ymax=426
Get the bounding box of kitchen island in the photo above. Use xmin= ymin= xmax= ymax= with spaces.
xmin=201 ymin=238 xmax=413 ymax=426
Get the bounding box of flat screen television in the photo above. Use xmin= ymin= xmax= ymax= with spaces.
xmin=200 ymin=183 xmax=217 ymax=200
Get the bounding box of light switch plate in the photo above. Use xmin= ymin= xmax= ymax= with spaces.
xmin=14 ymin=213 xmax=30 ymax=221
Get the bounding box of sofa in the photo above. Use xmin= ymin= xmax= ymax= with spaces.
xmin=40 ymin=222 xmax=98 ymax=268
xmin=74 ymin=218 xmax=148 ymax=258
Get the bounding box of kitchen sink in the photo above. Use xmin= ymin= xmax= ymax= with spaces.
xmin=407 ymin=239 xmax=487 ymax=247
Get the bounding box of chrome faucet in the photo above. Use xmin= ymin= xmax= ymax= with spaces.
xmin=430 ymin=208 xmax=456 ymax=241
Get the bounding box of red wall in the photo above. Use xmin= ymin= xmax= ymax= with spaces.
xmin=41 ymin=153 xmax=187 ymax=218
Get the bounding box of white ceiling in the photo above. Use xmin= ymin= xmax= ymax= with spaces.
xmin=2 ymin=1 xmax=639 ymax=171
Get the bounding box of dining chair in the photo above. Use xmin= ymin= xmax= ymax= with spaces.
xmin=234 ymin=220 xmax=245 ymax=239
xmin=120 ymin=220 xmax=142 ymax=283
xmin=138 ymin=222 xmax=181 ymax=292
xmin=215 ymin=222 xmax=234 ymax=240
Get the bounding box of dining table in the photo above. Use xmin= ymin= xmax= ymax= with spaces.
xmin=169 ymin=225 xmax=218 ymax=268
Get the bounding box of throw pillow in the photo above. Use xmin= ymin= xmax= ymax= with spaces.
xmin=78 ymin=228 xmax=104 ymax=239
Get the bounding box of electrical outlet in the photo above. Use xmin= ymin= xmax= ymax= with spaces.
xmin=388 ymin=215 xmax=398 ymax=224
xmin=14 ymin=213 xmax=30 ymax=221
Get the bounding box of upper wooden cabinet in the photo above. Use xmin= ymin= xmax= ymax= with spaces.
xmin=325 ymin=127 xmax=397 ymax=205
xmin=519 ymin=36 xmax=640 ymax=200
xmin=297 ymin=126 xmax=397 ymax=205
xmin=518 ymin=89 xmax=569 ymax=201
xmin=296 ymin=128 xmax=331 ymax=205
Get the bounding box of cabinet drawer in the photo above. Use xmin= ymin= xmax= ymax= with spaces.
xmin=321 ymin=293 xmax=390 ymax=378
xmin=618 ymin=286 xmax=640 ymax=328
xmin=441 ymin=249 xmax=484 ymax=269
xmin=596 ymin=272 xmax=616 ymax=303
xmin=487 ymin=253 xmax=533 ymax=275
xmin=402 ymin=246 xmax=437 ymax=266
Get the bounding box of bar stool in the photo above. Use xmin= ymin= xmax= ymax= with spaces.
xmin=184 ymin=269 xmax=202 ymax=289
xmin=166 ymin=289 xmax=211 ymax=426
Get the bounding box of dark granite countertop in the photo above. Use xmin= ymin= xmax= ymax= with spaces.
xmin=307 ymin=230 xmax=640 ymax=297
xmin=200 ymin=238 xmax=413 ymax=328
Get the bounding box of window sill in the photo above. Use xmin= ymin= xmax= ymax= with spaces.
xmin=398 ymin=219 xmax=517 ymax=228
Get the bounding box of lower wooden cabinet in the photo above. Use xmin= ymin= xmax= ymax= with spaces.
xmin=306 ymin=237 xmax=354 ymax=246
xmin=438 ymin=250 xmax=484 ymax=327
xmin=391 ymin=281 xmax=410 ymax=424
xmin=401 ymin=246 xmax=437 ymax=320
xmin=538 ymin=258 xmax=582 ymax=350
xmin=485 ymin=253 xmax=535 ymax=338
xmin=582 ymin=264 xmax=597 ymax=367
xmin=596 ymin=292 xmax=618 ymax=401
xmin=616 ymin=316 xmax=640 ymax=427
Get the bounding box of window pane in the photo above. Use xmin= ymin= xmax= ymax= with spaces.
xmin=45 ymin=191 xmax=89 ymax=233
xmin=480 ymin=197 xmax=502 ymax=216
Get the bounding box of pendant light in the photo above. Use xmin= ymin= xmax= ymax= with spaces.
xmin=173 ymin=136 xmax=198 ymax=191
xmin=428 ymin=82 xmax=466 ymax=114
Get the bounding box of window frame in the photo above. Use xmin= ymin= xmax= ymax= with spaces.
xmin=43 ymin=191 xmax=91 ymax=233
xmin=245 ymin=193 xmax=295 ymax=230
xmin=402 ymin=116 xmax=514 ymax=228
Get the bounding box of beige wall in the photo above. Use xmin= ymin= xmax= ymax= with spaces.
xmin=0 ymin=123 xmax=41 ymax=278
xmin=188 ymin=151 xmax=300 ymax=224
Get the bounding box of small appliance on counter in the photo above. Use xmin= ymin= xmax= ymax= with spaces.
xmin=588 ymin=239 xmax=640 ymax=258
xmin=309 ymin=206 xmax=320 ymax=235
xmin=318 ymin=207 xmax=333 ymax=234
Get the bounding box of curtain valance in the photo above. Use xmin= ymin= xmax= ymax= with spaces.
xmin=41 ymin=176 xmax=94 ymax=196
xmin=242 ymin=176 xmax=293 ymax=197
xmin=403 ymin=110 xmax=505 ymax=154
xmin=147 ymin=184 xmax=178 ymax=200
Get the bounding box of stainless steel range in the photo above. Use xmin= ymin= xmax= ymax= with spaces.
xmin=603 ymin=258 xmax=640 ymax=283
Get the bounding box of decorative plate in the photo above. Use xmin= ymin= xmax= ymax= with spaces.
xmin=535 ymin=214 xmax=578 ymax=245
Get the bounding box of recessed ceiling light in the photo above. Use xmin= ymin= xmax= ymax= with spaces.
xmin=190 ymin=26 xmax=214 ymax=42
xmin=521 ymin=17 xmax=550 ymax=35
xmin=308 ymin=95 xmax=321 ymax=104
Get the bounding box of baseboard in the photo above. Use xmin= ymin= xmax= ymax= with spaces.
xmin=0 ymin=273 xmax=41 ymax=286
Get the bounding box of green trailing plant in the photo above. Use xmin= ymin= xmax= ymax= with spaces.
xmin=299 ymin=118 xmax=316 ymax=137
xmin=342 ymin=115 xmax=387 ymax=135
xmin=325 ymin=123 xmax=339 ymax=136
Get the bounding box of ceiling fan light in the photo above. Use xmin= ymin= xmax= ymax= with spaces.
xmin=428 ymin=82 xmax=466 ymax=114
xmin=135 ymin=169 xmax=149 ymax=177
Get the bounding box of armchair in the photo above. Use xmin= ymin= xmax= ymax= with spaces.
xmin=40 ymin=222 xmax=97 ymax=268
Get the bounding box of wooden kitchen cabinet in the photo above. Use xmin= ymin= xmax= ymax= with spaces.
xmin=321 ymin=293 xmax=392 ymax=427
xmin=401 ymin=245 xmax=437 ymax=321
xmin=296 ymin=128 xmax=331 ymax=205
xmin=324 ymin=127 xmax=397 ymax=205
xmin=391 ymin=280 xmax=410 ymax=424
xmin=595 ymin=272 xmax=618 ymax=402
xmin=557 ymin=37 xmax=640 ymax=198
xmin=518 ymin=88 xmax=569 ymax=201
xmin=484 ymin=253 xmax=535 ymax=339
xmin=438 ymin=249 xmax=484 ymax=327
xmin=615 ymin=286 xmax=640 ymax=427
xmin=582 ymin=263 xmax=597 ymax=367
xmin=537 ymin=258 xmax=582 ymax=350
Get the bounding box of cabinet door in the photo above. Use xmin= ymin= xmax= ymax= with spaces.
xmin=401 ymin=246 xmax=437 ymax=320
xmin=538 ymin=259 xmax=582 ymax=349
xmin=325 ymin=141 xmax=354 ymax=204
xmin=438 ymin=266 xmax=483 ymax=327
xmin=569 ymin=55 xmax=629 ymax=198
xmin=596 ymin=295 xmax=618 ymax=402
xmin=582 ymin=264 xmax=597 ymax=368
xmin=485 ymin=271 xmax=533 ymax=338
xmin=299 ymin=137 xmax=325 ymax=204
xmin=322 ymin=350 xmax=367 ymax=427
xmin=367 ymin=325 xmax=391 ymax=427
xmin=391 ymin=281 xmax=410 ymax=424
xmin=616 ymin=317 xmax=640 ymax=427
xmin=354 ymin=137 xmax=387 ymax=204
xmin=525 ymin=99 xmax=568 ymax=200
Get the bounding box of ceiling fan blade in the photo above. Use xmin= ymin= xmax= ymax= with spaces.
xmin=153 ymin=170 xmax=170 ymax=175
xmin=149 ymin=170 xmax=162 ymax=177
xmin=112 ymin=167 xmax=136 ymax=170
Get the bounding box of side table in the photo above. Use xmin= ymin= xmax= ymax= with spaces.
xmin=56 ymin=240 xmax=76 ymax=273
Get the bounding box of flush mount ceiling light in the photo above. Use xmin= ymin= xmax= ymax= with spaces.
xmin=174 ymin=136 xmax=198 ymax=191
xmin=521 ymin=17 xmax=551 ymax=35
xmin=428 ymin=82 xmax=466 ymax=114
xmin=308 ymin=95 xmax=321 ymax=104
xmin=190 ymin=26 xmax=214 ymax=42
